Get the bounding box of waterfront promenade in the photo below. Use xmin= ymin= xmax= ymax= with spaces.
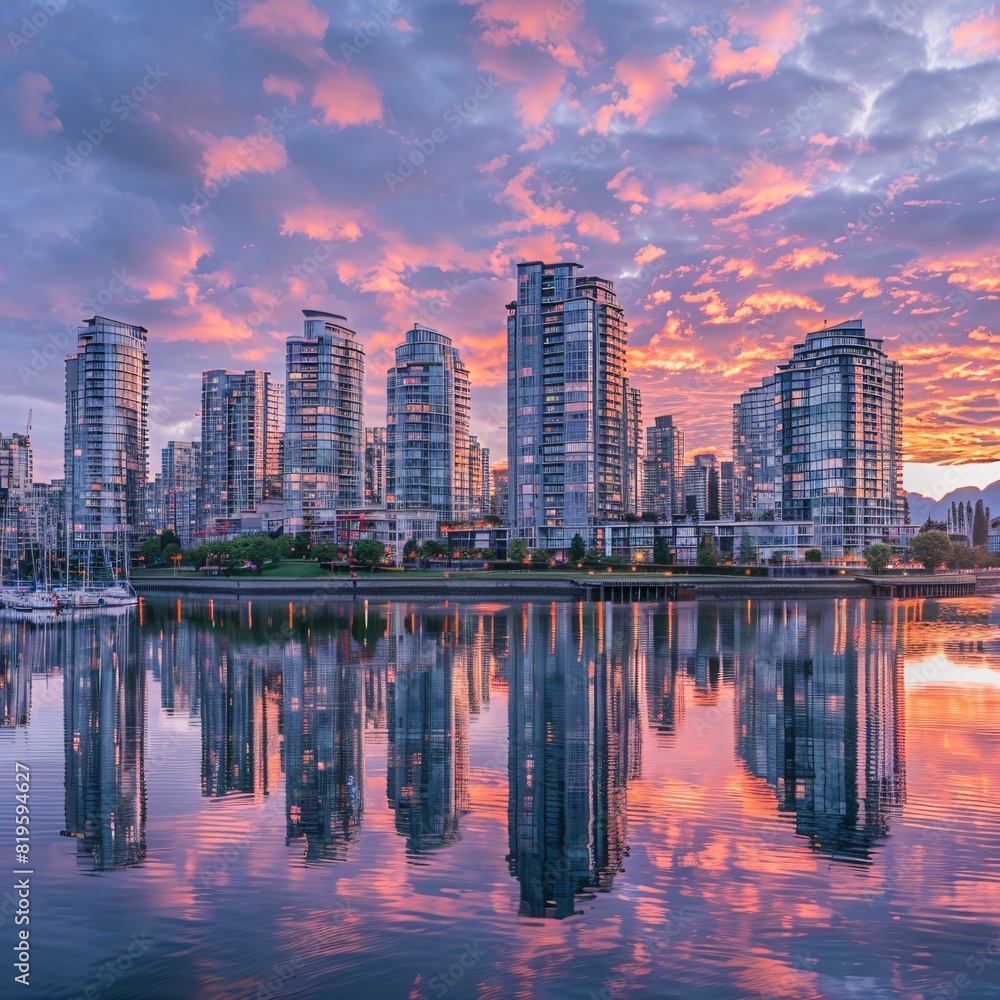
xmin=130 ymin=570 xmax=988 ymax=602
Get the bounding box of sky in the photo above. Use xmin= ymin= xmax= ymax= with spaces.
xmin=1 ymin=0 xmax=998 ymax=497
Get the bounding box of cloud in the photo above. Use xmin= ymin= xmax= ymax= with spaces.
xmin=951 ymin=8 xmax=1000 ymax=59
xmin=594 ymin=49 xmax=694 ymax=132
xmin=312 ymin=66 xmax=383 ymax=127
xmin=13 ymin=72 xmax=62 ymax=137
xmin=238 ymin=0 xmax=330 ymax=40
xmin=575 ymin=210 xmax=620 ymax=244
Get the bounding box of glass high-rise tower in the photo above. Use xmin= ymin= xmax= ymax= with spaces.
xmin=64 ymin=316 xmax=149 ymax=562
xmin=385 ymin=325 xmax=471 ymax=521
xmin=643 ymin=415 xmax=684 ymax=520
xmin=198 ymin=371 xmax=282 ymax=535
xmin=506 ymin=261 xmax=629 ymax=550
xmin=733 ymin=320 xmax=903 ymax=558
xmin=284 ymin=311 xmax=365 ymax=535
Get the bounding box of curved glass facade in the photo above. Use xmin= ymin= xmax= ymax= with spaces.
xmin=64 ymin=316 xmax=149 ymax=562
xmin=284 ymin=311 xmax=365 ymax=536
xmin=385 ymin=325 xmax=470 ymax=522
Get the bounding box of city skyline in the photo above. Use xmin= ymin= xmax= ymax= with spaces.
xmin=2 ymin=1 xmax=998 ymax=499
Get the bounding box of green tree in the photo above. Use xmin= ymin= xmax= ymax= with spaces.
xmin=402 ymin=538 xmax=421 ymax=562
xmin=804 ymin=548 xmax=823 ymax=563
xmin=140 ymin=536 xmax=163 ymax=566
xmin=313 ymin=543 xmax=336 ymax=564
xmin=508 ymin=538 xmax=528 ymax=562
xmin=531 ymin=547 xmax=552 ymax=566
xmin=739 ymin=531 xmax=756 ymax=565
xmin=289 ymin=532 xmax=312 ymax=559
xmin=862 ymin=543 xmax=892 ymax=573
xmin=948 ymin=543 xmax=977 ymax=570
xmin=653 ymin=535 xmax=670 ymax=565
xmin=162 ymin=542 xmax=182 ymax=563
xmin=569 ymin=533 xmax=586 ymax=562
xmin=696 ymin=537 xmax=719 ymax=568
xmin=910 ymin=530 xmax=952 ymax=570
xmin=583 ymin=548 xmax=603 ymax=566
xmin=352 ymin=539 xmax=387 ymax=570
xmin=421 ymin=539 xmax=448 ymax=559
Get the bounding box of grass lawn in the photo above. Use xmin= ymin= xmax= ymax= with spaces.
xmin=259 ymin=560 xmax=330 ymax=578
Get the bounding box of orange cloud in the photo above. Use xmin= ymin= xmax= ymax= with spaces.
xmin=773 ymin=247 xmax=839 ymax=270
xmin=635 ymin=244 xmax=667 ymax=266
xmin=951 ymin=8 xmax=1000 ymax=59
xmin=824 ymin=273 xmax=882 ymax=301
xmin=575 ymin=210 xmax=620 ymax=244
xmin=594 ymin=49 xmax=694 ymax=132
xmin=238 ymin=0 xmax=329 ymax=39
xmin=665 ymin=162 xmax=813 ymax=223
xmin=312 ymin=66 xmax=383 ymax=127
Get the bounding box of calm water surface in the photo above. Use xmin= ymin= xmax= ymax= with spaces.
xmin=1 ymin=596 xmax=999 ymax=1000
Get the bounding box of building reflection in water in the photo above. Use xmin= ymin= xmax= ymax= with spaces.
xmin=283 ymin=605 xmax=377 ymax=863
xmin=507 ymin=602 xmax=642 ymax=918
xmin=735 ymin=599 xmax=906 ymax=862
xmin=0 ymin=617 xmax=32 ymax=728
xmin=62 ymin=610 xmax=146 ymax=871
xmin=387 ymin=610 xmax=472 ymax=853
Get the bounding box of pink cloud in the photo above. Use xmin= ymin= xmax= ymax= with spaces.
xmin=463 ymin=0 xmax=595 ymax=70
xmin=494 ymin=165 xmax=573 ymax=233
xmin=14 ymin=71 xmax=62 ymax=137
xmin=710 ymin=2 xmax=808 ymax=82
xmin=281 ymin=205 xmax=364 ymax=241
xmin=312 ymin=66 xmax=383 ymax=127
xmin=238 ymin=0 xmax=329 ymax=39
xmin=194 ymin=122 xmax=289 ymax=182
xmin=951 ymin=8 xmax=1000 ymax=59
xmin=262 ymin=74 xmax=304 ymax=102
xmin=513 ymin=66 xmax=565 ymax=131
xmin=608 ymin=167 xmax=649 ymax=205
xmin=575 ymin=210 xmax=620 ymax=244
xmin=594 ymin=49 xmax=694 ymax=132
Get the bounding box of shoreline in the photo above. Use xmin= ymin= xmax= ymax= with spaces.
xmin=130 ymin=571 xmax=991 ymax=602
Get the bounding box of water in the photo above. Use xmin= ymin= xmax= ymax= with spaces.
xmin=1 ymin=596 xmax=999 ymax=1000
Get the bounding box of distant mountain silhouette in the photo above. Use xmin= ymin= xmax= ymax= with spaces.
xmin=906 ymin=479 xmax=1000 ymax=525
